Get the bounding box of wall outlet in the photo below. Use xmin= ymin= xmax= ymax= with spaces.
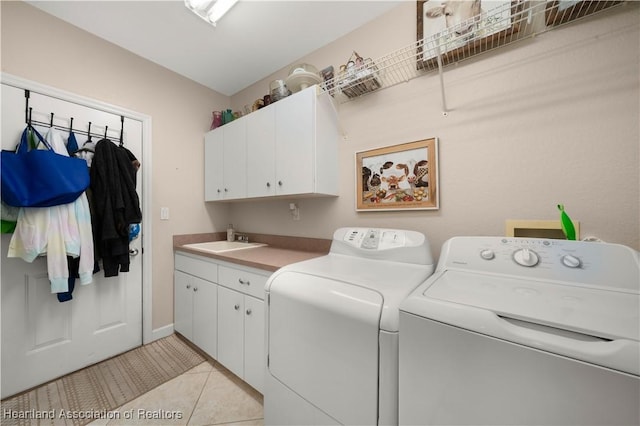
xmin=289 ymin=203 xmax=300 ymax=221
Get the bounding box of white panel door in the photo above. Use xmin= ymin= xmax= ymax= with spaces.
xmin=0 ymin=84 xmax=144 ymax=399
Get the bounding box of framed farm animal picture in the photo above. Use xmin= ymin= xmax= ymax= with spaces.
xmin=416 ymin=0 xmax=523 ymax=69
xmin=357 ymin=138 xmax=439 ymax=211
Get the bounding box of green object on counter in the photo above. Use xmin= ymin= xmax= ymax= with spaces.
xmin=557 ymin=204 xmax=576 ymax=240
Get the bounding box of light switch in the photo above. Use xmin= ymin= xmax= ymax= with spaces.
xmin=160 ymin=207 xmax=169 ymax=220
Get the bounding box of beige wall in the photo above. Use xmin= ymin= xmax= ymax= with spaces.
xmin=231 ymin=2 xmax=640 ymax=255
xmin=1 ymin=1 xmax=229 ymax=331
xmin=2 ymin=2 xmax=639 ymax=333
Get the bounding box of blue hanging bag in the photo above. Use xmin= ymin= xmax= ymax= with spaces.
xmin=1 ymin=126 xmax=90 ymax=207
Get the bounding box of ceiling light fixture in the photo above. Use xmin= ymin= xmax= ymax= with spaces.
xmin=184 ymin=0 xmax=239 ymax=26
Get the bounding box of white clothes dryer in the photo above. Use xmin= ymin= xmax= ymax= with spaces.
xmin=264 ymin=228 xmax=435 ymax=425
xmin=399 ymin=236 xmax=640 ymax=426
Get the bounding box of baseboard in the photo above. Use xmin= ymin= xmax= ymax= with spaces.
xmin=148 ymin=324 xmax=174 ymax=343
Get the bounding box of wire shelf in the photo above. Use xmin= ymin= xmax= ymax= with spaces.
xmin=321 ymin=0 xmax=624 ymax=104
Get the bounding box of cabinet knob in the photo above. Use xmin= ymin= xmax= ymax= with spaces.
xmin=266 ymin=182 xmax=271 ymax=188
xmin=186 ymin=284 xmax=191 ymax=289
xmin=246 ymin=309 xmax=252 ymax=315
xmin=193 ymin=287 xmax=198 ymax=292
xmin=217 ymin=189 xmax=221 ymax=193
xmin=278 ymin=181 xmax=283 ymax=186
xmin=224 ymin=188 xmax=228 ymax=192
xmin=238 ymin=278 xmax=250 ymax=286
xmin=234 ymin=304 xmax=240 ymax=310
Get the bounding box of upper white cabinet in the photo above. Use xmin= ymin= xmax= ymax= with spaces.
xmin=246 ymin=107 xmax=276 ymax=198
xmin=205 ymin=119 xmax=247 ymax=201
xmin=206 ymin=85 xmax=340 ymax=201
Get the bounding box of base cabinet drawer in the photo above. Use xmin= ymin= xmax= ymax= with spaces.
xmin=219 ymin=265 xmax=268 ymax=300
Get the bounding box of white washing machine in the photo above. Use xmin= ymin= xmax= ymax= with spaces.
xmin=264 ymin=228 xmax=435 ymax=425
xmin=399 ymin=236 xmax=640 ymax=426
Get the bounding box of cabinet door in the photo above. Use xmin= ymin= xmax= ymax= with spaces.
xmin=244 ymin=296 xmax=265 ymax=393
xmin=217 ymin=285 xmax=245 ymax=378
xmin=246 ymin=107 xmax=276 ymax=198
xmin=204 ymin=129 xmax=224 ymax=201
xmin=192 ymin=277 xmax=218 ymax=359
xmin=174 ymin=270 xmax=193 ymax=340
xmin=222 ymin=119 xmax=247 ymax=200
xmin=275 ymin=87 xmax=315 ymax=196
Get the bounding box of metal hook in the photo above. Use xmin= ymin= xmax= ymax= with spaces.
xmin=24 ymin=90 xmax=30 ymax=124
xmin=70 ymin=117 xmax=74 ymax=133
xmin=119 ymin=115 xmax=124 ymax=146
xmin=50 ymin=112 xmax=54 ymax=128
xmin=104 ymin=125 xmax=108 ymax=138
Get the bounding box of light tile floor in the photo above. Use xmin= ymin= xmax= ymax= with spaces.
xmin=88 ymin=361 xmax=263 ymax=426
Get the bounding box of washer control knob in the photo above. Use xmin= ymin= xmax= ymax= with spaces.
xmin=513 ymin=248 xmax=539 ymax=267
xmin=480 ymin=249 xmax=495 ymax=260
xmin=561 ymin=254 xmax=581 ymax=268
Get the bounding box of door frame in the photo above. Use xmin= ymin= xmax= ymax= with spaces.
xmin=1 ymin=72 xmax=154 ymax=345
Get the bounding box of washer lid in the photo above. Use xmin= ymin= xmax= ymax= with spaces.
xmin=424 ymin=270 xmax=639 ymax=342
xmin=401 ymin=270 xmax=640 ymax=375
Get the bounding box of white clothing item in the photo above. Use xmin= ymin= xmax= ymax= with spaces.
xmin=7 ymin=127 xmax=94 ymax=292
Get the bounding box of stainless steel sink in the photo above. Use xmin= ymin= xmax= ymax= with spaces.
xmin=182 ymin=241 xmax=267 ymax=254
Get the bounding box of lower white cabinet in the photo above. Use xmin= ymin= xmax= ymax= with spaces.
xmin=217 ymin=265 xmax=268 ymax=393
xmin=174 ymin=252 xmax=268 ymax=394
xmin=174 ymin=269 xmax=218 ymax=359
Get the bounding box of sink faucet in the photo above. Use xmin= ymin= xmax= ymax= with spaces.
xmin=235 ymin=233 xmax=249 ymax=243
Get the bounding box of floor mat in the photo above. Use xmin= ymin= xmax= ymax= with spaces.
xmin=1 ymin=334 xmax=206 ymax=425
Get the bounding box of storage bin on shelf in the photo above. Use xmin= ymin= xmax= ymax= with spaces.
xmin=336 ymin=51 xmax=381 ymax=99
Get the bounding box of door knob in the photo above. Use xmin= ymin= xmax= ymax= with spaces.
xmin=129 ymin=248 xmax=139 ymax=256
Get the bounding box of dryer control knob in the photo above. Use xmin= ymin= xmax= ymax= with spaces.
xmin=480 ymin=249 xmax=495 ymax=260
xmin=561 ymin=254 xmax=581 ymax=268
xmin=513 ymin=248 xmax=539 ymax=267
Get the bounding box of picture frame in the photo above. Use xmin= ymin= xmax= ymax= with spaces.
xmin=357 ymin=138 xmax=439 ymax=211
xmin=545 ymin=0 xmax=622 ymax=27
xmin=416 ymin=1 xmax=523 ymax=70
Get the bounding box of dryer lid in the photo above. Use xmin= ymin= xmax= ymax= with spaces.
xmin=266 ymin=253 xmax=434 ymax=332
